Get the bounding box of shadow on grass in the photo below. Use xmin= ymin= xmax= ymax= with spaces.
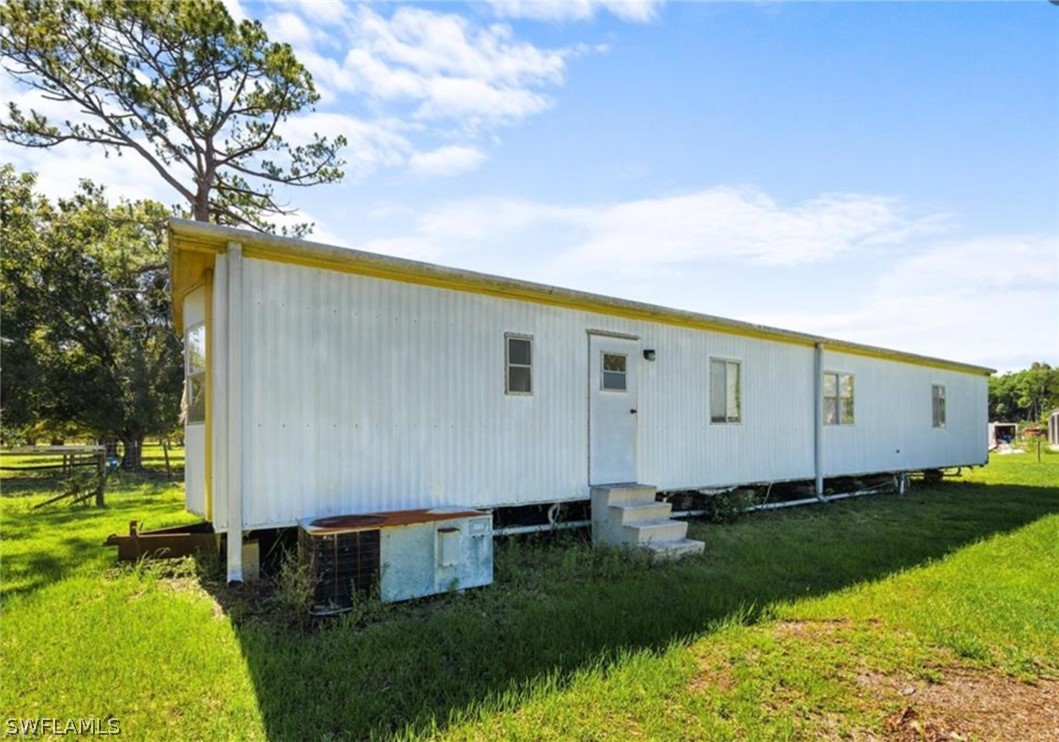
xmin=205 ymin=479 xmax=1059 ymax=740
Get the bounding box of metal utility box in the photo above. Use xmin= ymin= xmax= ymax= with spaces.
xmin=299 ymin=508 xmax=493 ymax=612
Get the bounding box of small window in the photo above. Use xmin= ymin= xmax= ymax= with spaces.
xmin=823 ymin=371 xmax=854 ymax=425
xmin=186 ymin=323 xmax=206 ymax=424
xmin=506 ymin=334 xmax=532 ymax=394
xmin=601 ymin=353 xmax=627 ymax=391
xmin=932 ymin=385 xmax=946 ymax=428
xmin=710 ymin=358 xmax=741 ymax=423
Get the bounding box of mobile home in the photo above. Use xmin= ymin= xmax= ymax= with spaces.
xmin=169 ymin=219 xmax=991 ymax=585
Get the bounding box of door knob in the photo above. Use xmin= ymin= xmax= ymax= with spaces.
xmin=630 ymin=409 xmax=637 ymax=414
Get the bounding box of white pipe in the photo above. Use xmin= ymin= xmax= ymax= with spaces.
xmin=494 ymin=520 xmax=591 ymax=537
xmin=669 ymin=509 xmax=707 ymax=518
xmin=226 ymin=242 xmax=244 ymax=584
xmin=750 ymin=496 xmax=823 ymax=512
xmin=826 ymin=485 xmax=892 ymax=502
xmin=670 ymin=481 xmax=898 ymax=518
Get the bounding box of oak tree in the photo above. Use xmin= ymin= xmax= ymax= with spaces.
xmin=1 ymin=166 xmax=183 ymax=468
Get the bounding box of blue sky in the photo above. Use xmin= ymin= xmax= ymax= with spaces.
xmin=5 ymin=1 xmax=1057 ymax=370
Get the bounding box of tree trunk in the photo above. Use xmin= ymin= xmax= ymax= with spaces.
xmin=193 ymin=185 xmax=211 ymax=221
xmin=120 ymin=435 xmax=144 ymax=471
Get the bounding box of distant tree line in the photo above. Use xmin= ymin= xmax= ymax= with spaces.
xmin=988 ymin=363 xmax=1059 ymax=423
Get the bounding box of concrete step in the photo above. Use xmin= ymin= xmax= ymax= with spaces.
xmin=609 ymin=501 xmax=672 ymax=525
xmin=590 ymin=484 xmax=657 ymax=506
xmin=644 ymin=538 xmax=706 ymax=560
xmin=621 ymin=519 xmax=688 ymax=545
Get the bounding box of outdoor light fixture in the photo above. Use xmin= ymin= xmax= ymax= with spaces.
xmin=643 ymin=349 xmax=657 ymax=361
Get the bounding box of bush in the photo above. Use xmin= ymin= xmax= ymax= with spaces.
xmin=272 ymin=547 xmax=317 ymax=622
xmin=699 ymin=489 xmax=756 ymax=523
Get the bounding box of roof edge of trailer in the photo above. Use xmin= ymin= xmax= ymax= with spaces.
xmin=168 ymin=218 xmax=995 ymax=376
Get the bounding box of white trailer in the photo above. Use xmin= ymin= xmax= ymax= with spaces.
xmin=169 ymin=219 xmax=991 ymax=582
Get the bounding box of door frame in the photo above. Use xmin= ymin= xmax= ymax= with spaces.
xmin=587 ymin=330 xmax=640 ymax=485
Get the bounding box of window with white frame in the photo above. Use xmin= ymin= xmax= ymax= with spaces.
xmin=823 ymin=371 xmax=854 ymax=425
xmin=932 ymin=384 xmax=946 ymax=428
xmin=185 ymin=323 xmax=206 ymax=424
xmin=505 ymin=334 xmax=532 ymax=394
xmin=710 ymin=358 xmax=741 ymax=423
xmin=601 ymin=353 xmax=628 ymax=391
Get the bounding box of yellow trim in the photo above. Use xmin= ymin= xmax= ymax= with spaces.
xmin=168 ymin=219 xmax=994 ymax=377
xmin=171 ymin=249 xmax=215 ymax=333
xmin=203 ymin=270 xmax=214 ymax=521
xmin=243 ymin=245 xmax=810 ymax=345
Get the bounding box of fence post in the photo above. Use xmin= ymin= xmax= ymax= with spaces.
xmin=95 ymin=450 xmax=105 ymax=507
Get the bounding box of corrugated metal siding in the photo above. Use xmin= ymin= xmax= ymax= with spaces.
xmin=230 ymin=257 xmax=986 ymax=529
xmin=821 ymin=350 xmax=988 ymax=476
xmin=637 ymin=327 xmax=815 ymax=489
xmin=239 ymin=258 xmax=594 ymax=528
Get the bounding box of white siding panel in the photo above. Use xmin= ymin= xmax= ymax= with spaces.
xmin=239 ymin=259 xmax=595 ymax=528
xmin=637 ymin=327 xmax=816 ymax=489
xmin=822 ymin=350 xmax=988 ymax=476
xmin=232 ymin=258 xmax=986 ymax=529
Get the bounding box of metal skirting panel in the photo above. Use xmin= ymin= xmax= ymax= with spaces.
xmin=226 ymin=257 xmax=985 ymax=530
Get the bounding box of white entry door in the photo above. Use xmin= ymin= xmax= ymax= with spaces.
xmin=589 ymin=334 xmax=639 ymax=485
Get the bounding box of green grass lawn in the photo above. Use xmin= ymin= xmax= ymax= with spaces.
xmin=2 ymin=450 xmax=1057 ymax=739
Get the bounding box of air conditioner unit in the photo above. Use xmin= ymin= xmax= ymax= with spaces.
xmin=299 ymin=509 xmax=493 ymax=612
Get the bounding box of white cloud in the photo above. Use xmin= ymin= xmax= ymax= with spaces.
xmin=265 ymin=206 xmax=348 ymax=246
xmin=409 ymin=145 xmax=487 ymax=177
xmin=266 ymin=11 xmax=316 ymax=48
xmin=279 ymin=112 xmax=412 ymax=180
xmin=355 ymin=8 xmax=565 ymax=87
xmin=875 ymin=235 xmax=1056 ymax=296
xmin=281 ymin=0 xmax=346 ymax=27
xmin=258 ymin=3 xmax=579 ymax=172
xmin=414 ymin=76 xmax=553 ymax=123
xmin=338 ymin=188 xmax=1056 ymax=370
xmin=750 ymin=235 xmax=1059 ymax=370
xmin=299 ymin=5 xmax=568 ymax=126
xmin=366 ymin=187 xmax=929 ymax=270
xmin=487 ymin=0 xmax=664 ymax=23
xmin=2 ymin=77 xmax=100 ymax=130
xmin=561 ymin=187 xmax=930 ymax=269
xmin=220 ymin=0 xmax=247 ymax=23
xmin=4 ymin=139 xmax=182 ymax=207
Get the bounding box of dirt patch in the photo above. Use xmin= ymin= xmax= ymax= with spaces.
xmin=687 ymin=653 xmax=735 ymax=695
xmin=773 ymin=617 xmax=854 ymax=640
xmin=864 ymin=666 xmax=1059 ymax=741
